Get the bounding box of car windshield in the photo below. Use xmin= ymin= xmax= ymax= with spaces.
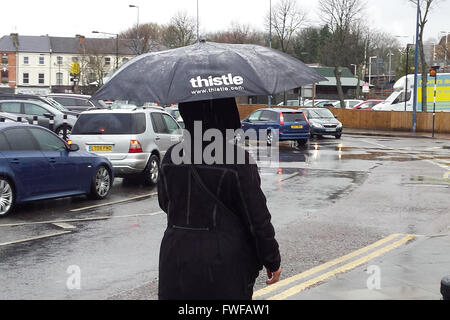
xmin=42 ymin=97 xmax=67 ymax=112
xmin=307 ymin=109 xmax=335 ymax=119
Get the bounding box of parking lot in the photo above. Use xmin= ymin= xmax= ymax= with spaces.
xmin=0 ymin=134 xmax=449 ymax=300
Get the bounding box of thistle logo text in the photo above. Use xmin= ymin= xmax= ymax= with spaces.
xmin=190 ymin=74 xmax=244 ymax=88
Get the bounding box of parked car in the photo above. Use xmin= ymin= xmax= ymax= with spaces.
xmin=0 ymin=112 xmax=30 ymax=123
xmin=302 ymin=99 xmax=330 ymax=107
xmin=318 ymin=100 xmax=339 ymax=107
xmin=46 ymin=94 xmax=106 ymax=112
xmin=240 ymin=108 xmax=310 ymax=146
xmin=330 ymin=100 xmax=364 ymax=109
xmin=69 ymin=107 xmax=183 ymax=185
xmin=165 ymin=105 xmax=184 ymax=128
xmin=0 ymin=93 xmax=79 ymax=116
xmin=0 ymin=123 xmax=113 ymax=217
xmin=352 ymin=100 xmax=384 ymax=110
xmin=298 ymin=108 xmax=343 ymax=139
xmin=277 ymin=100 xmax=300 ymax=107
xmin=0 ymin=100 xmax=78 ymax=138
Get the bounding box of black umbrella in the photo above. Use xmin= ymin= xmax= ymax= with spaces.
xmin=92 ymin=41 xmax=326 ymax=105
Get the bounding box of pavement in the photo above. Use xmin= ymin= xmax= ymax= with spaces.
xmin=344 ymin=127 xmax=450 ymax=140
xmin=254 ymin=233 xmax=450 ymax=300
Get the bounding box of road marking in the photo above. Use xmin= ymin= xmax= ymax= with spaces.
xmin=70 ymin=193 xmax=158 ymax=212
xmin=445 ymin=171 xmax=450 ymax=179
xmin=52 ymin=223 xmax=76 ymax=229
xmin=266 ymin=234 xmax=416 ymax=300
xmin=0 ymin=231 xmax=72 ymax=247
xmin=253 ymin=233 xmax=401 ymax=298
xmin=278 ymin=172 xmax=300 ymax=182
xmin=0 ymin=211 xmax=164 ymax=228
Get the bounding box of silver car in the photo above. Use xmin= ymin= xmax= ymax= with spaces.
xmin=69 ymin=107 xmax=183 ymax=185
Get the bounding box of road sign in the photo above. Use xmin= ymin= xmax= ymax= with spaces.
xmin=70 ymin=62 xmax=80 ymax=75
xmin=362 ymin=82 xmax=370 ymax=93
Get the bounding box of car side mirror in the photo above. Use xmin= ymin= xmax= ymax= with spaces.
xmin=243 ymin=118 xmax=250 ymax=122
xmin=43 ymin=113 xmax=53 ymax=118
xmin=68 ymin=144 xmax=79 ymax=152
xmin=334 ymin=115 xmax=338 ymax=119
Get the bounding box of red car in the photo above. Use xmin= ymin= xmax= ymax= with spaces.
xmin=352 ymin=100 xmax=384 ymax=110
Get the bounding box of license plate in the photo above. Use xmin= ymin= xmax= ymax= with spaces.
xmin=90 ymin=145 xmax=113 ymax=152
xmin=291 ymin=125 xmax=303 ymax=129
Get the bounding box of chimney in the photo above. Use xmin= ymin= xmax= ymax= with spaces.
xmin=10 ymin=33 xmax=19 ymax=50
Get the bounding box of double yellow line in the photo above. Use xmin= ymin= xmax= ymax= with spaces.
xmin=254 ymin=233 xmax=416 ymax=300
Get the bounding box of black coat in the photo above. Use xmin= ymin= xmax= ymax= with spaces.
xmin=157 ymin=144 xmax=281 ymax=300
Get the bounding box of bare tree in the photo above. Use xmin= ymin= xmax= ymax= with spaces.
xmin=319 ymin=0 xmax=366 ymax=108
xmin=162 ymin=11 xmax=197 ymax=48
xmin=409 ymin=0 xmax=437 ymax=112
xmin=268 ymin=0 xmax=307 ymax=53
xmin=207 ymin=22 xmax=265 ymax=45
xmin=120 ymin=23 xmax=162 ymax=54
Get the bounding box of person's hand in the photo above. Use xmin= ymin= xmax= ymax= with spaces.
xmin=266 ymin=267 xmax=281 ymax=285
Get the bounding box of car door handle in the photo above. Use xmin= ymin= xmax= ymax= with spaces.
xmin=49 ymin=158 xmax=57 ymax=163
xmin=155 ymin=136 xmax=161 ymax=141
xmin=10 ymin=158 xmax=20 ymax=164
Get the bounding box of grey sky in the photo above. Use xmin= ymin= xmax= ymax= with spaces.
xmin=1 ymin=0 xmax=449 ymax=43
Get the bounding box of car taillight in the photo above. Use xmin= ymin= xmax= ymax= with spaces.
xmin=303 ymin=113 xmax=310 ymax=125
xmin=280 ymin=113 xmax=285 ymax=125
xmin=67 ymin=140 xmax=73 ymax=145
xmin=129 ymin=140 xmax=143 ymax=153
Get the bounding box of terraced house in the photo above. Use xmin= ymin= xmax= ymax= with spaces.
xmin=0 ymin=33 xmax=136 ymax=95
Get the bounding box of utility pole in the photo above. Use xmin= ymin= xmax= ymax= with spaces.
xmin=197 ymin=0 xmax=200 ymax=42
xmin=268 ymin=0 xmax=272 ymax=108
xmin=412 ymin=0 xmax=420 ymax=133
xmin=129 ymin=5 xmax=140 ymax=55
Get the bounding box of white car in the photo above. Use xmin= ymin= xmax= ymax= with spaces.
xmin=332 ymin=100 xmax=364 ymax=109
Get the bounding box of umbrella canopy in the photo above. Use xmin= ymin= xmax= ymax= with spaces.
xmin=92 ymin=41 xmax=326 ymax=105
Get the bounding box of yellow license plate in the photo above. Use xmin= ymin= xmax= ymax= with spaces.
xmin=90 ymin=145 xmax=113 ymax=152
xmin=291 ymin=125 xmax=303 ymax=129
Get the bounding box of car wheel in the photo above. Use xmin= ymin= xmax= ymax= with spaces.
xmin=0 ymin=178 xmax=14 ymax=217
xmin=143 ymin=154 xmax=160 ymax=186
xmin=56 ymin=125 xmax=72 ymax=139
xmin=89 ymin=166 xmax=112 ymax=200
xmin=335 ymin=134 xmax=342 ymax=139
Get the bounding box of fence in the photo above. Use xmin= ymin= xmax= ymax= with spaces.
xmin=237 ymin=104 xmax=450 ymax=134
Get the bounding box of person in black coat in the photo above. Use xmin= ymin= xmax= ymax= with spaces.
xmin=157 ymin=98 xmax=281 ymax=300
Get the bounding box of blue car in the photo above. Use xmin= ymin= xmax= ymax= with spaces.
xmin=240 ymin=108 xmax=310 ymax=145
xmin=0 ymin=123 xmax=114 ymax=217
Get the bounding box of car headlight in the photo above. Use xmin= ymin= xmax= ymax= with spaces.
xmin=312 ymin=123 xmax=323 ymax=128
xmin=337 ymin=122 xmax=342 ymax=128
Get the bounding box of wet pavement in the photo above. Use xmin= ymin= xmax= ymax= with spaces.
xmin=0 ymin=134 xmax=449 ymax=300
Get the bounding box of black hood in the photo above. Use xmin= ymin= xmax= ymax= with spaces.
xmin=178 ymin=98 xmax=241 ymax=135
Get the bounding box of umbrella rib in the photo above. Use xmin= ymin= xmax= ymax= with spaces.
xmin=164 ymin=53 xmax=185 ymax=104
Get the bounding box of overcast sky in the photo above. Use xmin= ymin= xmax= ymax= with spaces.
xmin=1 ymin=0 xmax=449 ymax=43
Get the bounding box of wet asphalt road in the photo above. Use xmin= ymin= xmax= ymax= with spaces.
xmin=0 ymin=134 xmax=449 ymax=300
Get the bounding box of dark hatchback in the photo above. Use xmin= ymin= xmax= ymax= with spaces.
xmin=0 ymin=123 xmax=114 ymax=217
xmin=240 ymin=108 xmax=310 ymax=145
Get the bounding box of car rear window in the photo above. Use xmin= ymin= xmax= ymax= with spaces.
xmin=72 ymin=113 xmax=146 ymax=135
xmin=283 ymin=112 xmax=306 ymax=122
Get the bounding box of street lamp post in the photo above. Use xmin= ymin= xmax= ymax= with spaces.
xmin=268 ymin=0 xmax=272 ymax=108
xmin=439 ymin=31 xmax=449 ymax=71
xmin=369 ymin=56 xmax=377 ymax=87
xmin=129 ymin=5 xmax=140 ymax=55
xmin=387 ymin=52 xmax=394 ymax=83
xmin=92 ymin=31 xmax=119 ymax=71
xmin=412 ymin=0 xmax=420 ymax=133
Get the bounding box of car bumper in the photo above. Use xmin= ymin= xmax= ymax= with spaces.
xmin=279 ymin=132 xmax=311 ymax=141
xmin=311 ymin=127 xmax=343 ymax=135
xmin=108 ymin=153 xmax=151 ymax=176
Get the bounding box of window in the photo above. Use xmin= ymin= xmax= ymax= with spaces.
xmin=0 ymin=133 xmax=11 ymax=151
xmin=88 ymin=73 xmax=96 ymax=84
xmin=1 ymin=70 xmax=8 ymax=84
xmin=29 ymin=128 xmax=66 ymax=151
xmin=23 ymin=56 xmax=29 ymax=64
xmin=57 ymin=56 xmax=63 ymax=65
xmin=3 ymin=128 xmax=39 ymax=151
xmin=24 ymin=103 xmax=49 ymax=116
xmin=1 ymin=53 xmax=8 ymax=64
xmin=150 ymin=113 xmax=167 ymax=134
xmin=260 ymin=111 xmax=277 ymax=122
xmin=23 ymin=73 xmax=29 ymax=84
xmin=38 ymin=73 xmax=45 ymax=84
xmin=0 ymin=102 xmax=21 ymax=114
xmin=72 ymin=57 xmax=79 ymax=63
xmin=162 ymin=114 xmax=180 ymax=134
xmin=73 ymin=99 xmax=92 ymax=107
xmin=283 ymin=112 xmax=306 ymax=122
xmin=104 ymin=57 xmax=111 ymax=66
xmin=248 ymin=110 xmax=262 ymax=122
xmin=52 ymin=97 xmax=76 ymax=106
xmin=72 ymin=113 xmax=146 ymax=135
xmin=56 ymin=72 xmax=63 ymax=85
xmin=39 ymin=56 xmax=45 ymax=65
